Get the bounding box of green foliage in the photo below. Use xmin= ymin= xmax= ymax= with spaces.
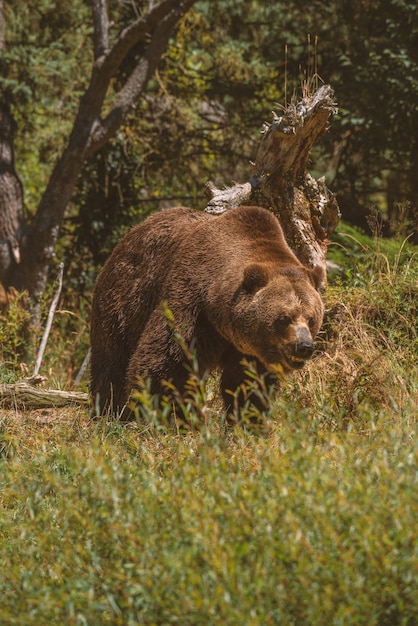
xmin=1 ymin=0 xmax=91 ymax=212
xmin=0 ymin=280 xmax=90 ymax=388
xmin=0 ymin=408 xmax=416 ymax=624
xmin=3 ymin=0 xmax=418 ymax=298
xmin=0 ymin=293 xmax=31 ymax=380
xmin=329 ymin=217 xmax=417 ymax=278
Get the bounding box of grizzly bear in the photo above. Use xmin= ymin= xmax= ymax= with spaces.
xmin=90 ymin=205 xmax=325 ymax=420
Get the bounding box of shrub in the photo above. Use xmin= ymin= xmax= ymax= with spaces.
xmin=0 ymin=292 xmax=31 ymax=382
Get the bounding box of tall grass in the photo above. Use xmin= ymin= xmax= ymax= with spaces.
xmin=0 ymin=227 xmax=417 ymax=624
xmin=0 ymin=409 xmax=416 ymax=625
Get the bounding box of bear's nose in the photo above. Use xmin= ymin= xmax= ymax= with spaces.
xmin=295 ymin=340 xmax=314 ymax=359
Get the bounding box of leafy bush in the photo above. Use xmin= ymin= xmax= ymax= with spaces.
xmin=0 ymin=292 xmax=31 ymax=381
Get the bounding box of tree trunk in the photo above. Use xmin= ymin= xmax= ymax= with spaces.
xmin=0 ymin=105 xmax=25 ymax=309
xmin=0 ymin=0 xmax=26 ymax=309
xmin=205 ymin=85 xmax=340 ymax=280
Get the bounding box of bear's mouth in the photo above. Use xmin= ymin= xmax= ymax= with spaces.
xmin=285 ymin=353 xmax=308 ymax=370
xmin=266 ymin=348 xmax=311 ymax=372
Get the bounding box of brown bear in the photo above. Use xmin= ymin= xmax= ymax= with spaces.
xmin=90 ymin=205 xmax=325 ymax=420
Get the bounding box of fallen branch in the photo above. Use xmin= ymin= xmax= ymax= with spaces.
xmin=0 ymin=377 xmax=89 ymax=409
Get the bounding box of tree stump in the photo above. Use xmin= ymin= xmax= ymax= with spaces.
xmin=205 ymin=84 xmax=340 ymax=281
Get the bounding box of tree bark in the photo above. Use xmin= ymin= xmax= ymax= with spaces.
xmin=15 ymin=0 xmax=196 ymax=306
xmin=0 ymin=0 xmax=3 ymax=50
xmin=0 ymin=1 xmax=25 ymax=309
xmin=0 ymin=0 xmax=26 ymax=311
xmin=205 ymin=85 xmax=340 ymax=278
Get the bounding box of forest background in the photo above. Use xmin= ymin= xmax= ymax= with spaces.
xmin=0 ymin=0 xmax=417 ymax=359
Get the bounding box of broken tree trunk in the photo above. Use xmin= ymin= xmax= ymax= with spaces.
xmin=205 ymin=84 xmax=340 ymax=279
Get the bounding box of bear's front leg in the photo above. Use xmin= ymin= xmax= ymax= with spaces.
xmin=220 ymin=348 xmax=277 ymax=423
xmin=125 ymin=308 xmax=198 ymax=413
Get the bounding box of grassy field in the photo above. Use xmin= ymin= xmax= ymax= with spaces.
xmin=0 ymin=226 xmax=417 ymax=625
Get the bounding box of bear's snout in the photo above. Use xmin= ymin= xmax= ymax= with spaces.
xmin=285 ymin=338 xmax=314 ymax=369
xmin=283 ymin=325 xmax=316 ymax=369
xmin=294 ymin=339 xmax=314 ymax=359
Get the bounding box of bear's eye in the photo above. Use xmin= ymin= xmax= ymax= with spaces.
xmin=275 ymin=315 xmax=292 ymax=331
xmin=308 ymin=316 xmax=315 ymax=329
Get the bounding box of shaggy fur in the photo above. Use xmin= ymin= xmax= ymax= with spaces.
xmin=90 ymin=205 xmax=324 ymax=419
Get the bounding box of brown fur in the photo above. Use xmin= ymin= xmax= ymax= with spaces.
xmin=90 ymin=206 xmax=325 ymax=419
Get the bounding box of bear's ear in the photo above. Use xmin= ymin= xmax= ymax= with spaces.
xmin=242 ymin=263 xmax=269 ymax=293
xmin=309 ymin=264 xmax=327 ymax=292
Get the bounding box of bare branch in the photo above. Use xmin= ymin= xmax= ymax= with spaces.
xmin=75 ymin=348 xmax=91 ymax=386
xmin=86 ymin=0 xmax=196 ymax=155
xmin=33 ymin=262 xmax=64 ymax=377
xmin=91 ymin=0 xmax=109 ymax=59
xmin=97 ymin=0 xmax=184 ymax=75
xmin=205 ymin=181 xmax=253 ymax=215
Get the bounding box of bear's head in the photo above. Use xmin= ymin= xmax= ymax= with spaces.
xmin=227 ymin=262 xmax=325 ymax=374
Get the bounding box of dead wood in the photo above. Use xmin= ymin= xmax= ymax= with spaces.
xmin=205 ymin=84 xmax=340 ymax=276
xmin=33 ymin=262 xmax=64 ymax=377
xmin=0 ymin=377 xmax=88 ymax=409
